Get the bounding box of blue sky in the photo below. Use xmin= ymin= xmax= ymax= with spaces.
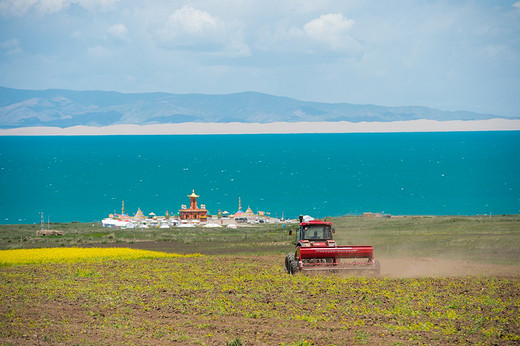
xmin=0 ymin=0 xmax=519 ymax=116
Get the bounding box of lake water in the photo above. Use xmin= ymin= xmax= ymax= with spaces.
xmin=0 ymin=132 xmax=519 ymax=224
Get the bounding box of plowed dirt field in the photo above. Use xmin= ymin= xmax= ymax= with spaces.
xmin=1 ymin=249 xmax=519 ymax=345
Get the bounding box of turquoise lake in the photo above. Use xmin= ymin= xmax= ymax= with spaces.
xmin=0 ymin=132 xmax=519 ymax=223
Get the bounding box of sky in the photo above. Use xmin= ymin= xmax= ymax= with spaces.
xmin=0 ymin=0 xmax=519 ymax=117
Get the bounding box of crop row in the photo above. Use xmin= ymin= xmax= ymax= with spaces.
xmin=0 ymin=247 xmax=200 ymax=266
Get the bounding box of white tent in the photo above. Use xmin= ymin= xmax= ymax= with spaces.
xmin=204 ymin=223 xmax=221 ymax=228
xmin=302 ymin=215 xmax=315 ymax=222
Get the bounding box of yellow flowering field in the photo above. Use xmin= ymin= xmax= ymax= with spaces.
xmin=0 ymin=253 xmax=519 ymax=345
xmin=0 ymin=247 xmax=200 ymax=266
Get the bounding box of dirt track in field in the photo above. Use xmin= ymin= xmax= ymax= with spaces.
xmin=379 ymin=257 xmax=519 ymax=278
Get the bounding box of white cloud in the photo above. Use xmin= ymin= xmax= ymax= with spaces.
xmin=0 ymin=0 xmax=119 ymax=15
xmin=160 ymin=5 xmax=250 ymax=57
xmin=0 ymin=0 xmax=36 ymax=15
xmin=0 ymin=38 xmax=23 ymax=55
xmin=0 ymin=38 xmax=23 ymax=56
xmin=255 ymin=12 xmax=360 ymax=57
xmin=166 ymin=5 xmax=218 ymax=37
xmin=514 ymin=1 xmax=520 ymax=9
xmin=303 ymin=13 xmax=356 ymax=50
xmin=87 ymin=45 xmax=107 ymax=56
xmin=76 ymin=0 xmax=118 ymax=11
xmin=107 ymin=23 xmax=128 ymax=41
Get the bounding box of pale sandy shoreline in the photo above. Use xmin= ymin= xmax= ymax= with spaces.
xmin=1 ymin=118 xmax=520 ymax=135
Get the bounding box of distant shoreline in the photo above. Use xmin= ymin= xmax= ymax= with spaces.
xmin=1 ymin=119 xmax=520 ymax=136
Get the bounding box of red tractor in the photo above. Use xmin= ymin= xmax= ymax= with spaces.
xmin=285 ymin=216 xmax=380 ymax=275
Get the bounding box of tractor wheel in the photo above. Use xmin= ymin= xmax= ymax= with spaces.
xmin=284 ymin=253 xmax=291 ymax=273
xmin=285 ymin=253 xmax=298 ymax=275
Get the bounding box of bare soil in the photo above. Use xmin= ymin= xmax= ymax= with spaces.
xmin=380 ymin=257 xmax=519 ymax=278
xmin=1 ymin=251 xmax=519 ymax=345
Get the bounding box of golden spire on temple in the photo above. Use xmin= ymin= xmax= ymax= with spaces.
xmin=187 ymin=189 xmax=200 ymax=210
xmin=188 ymin=189 xmax=199 ymax=198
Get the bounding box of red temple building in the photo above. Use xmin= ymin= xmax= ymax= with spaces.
xmin=179 ymin=189 xmax=208 ymax=221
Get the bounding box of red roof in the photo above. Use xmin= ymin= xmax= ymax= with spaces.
xmin=301 ymin=220 xmax=332 ymax=226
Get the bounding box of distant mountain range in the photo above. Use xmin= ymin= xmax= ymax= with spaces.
xmin=0 ymin=86 xmax=512 ymax=128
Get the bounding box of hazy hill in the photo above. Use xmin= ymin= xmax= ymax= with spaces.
xmin=0 ymin=86 xmax=506 ymax=128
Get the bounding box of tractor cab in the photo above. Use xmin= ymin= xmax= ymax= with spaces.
xmin=297 ymin=220 xmax=335 ymax=247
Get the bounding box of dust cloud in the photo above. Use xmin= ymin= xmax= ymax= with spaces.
xmin=380 ymin=257 xmax=519 ymax=278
